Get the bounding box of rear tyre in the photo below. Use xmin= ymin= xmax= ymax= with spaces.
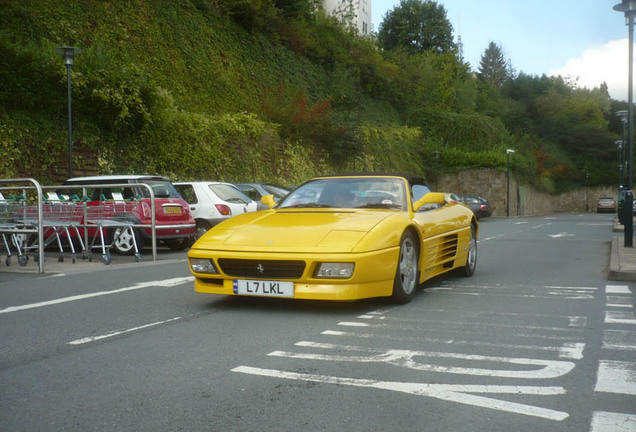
xmin=457 ymin=224 xmax=477 ymax=277
xmin=391 ymin=231 xmax=419 ymax=304
xmin=111 ymin=227 xmax=143 ymax=256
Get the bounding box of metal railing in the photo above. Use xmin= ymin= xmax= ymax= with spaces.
xmin=0 ymin=178 xmax=195 ymax=273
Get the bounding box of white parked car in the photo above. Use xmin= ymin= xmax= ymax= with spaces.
xmin=174 ymin=181 xmax=258 ymax=238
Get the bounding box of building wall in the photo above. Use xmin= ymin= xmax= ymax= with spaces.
xmin=433 ymin=169 xmax=617 ymax=216
xmin=322 ymin=0 xmax=372 ymax=35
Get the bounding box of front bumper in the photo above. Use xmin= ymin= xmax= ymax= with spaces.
xmin=188 ymin=247 xmax=400 ymax=301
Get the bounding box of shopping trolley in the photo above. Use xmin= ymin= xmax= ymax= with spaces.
xmin=0 ymin=195 xmax=29 ymax=266
xmin=17 ymin=202 xmax=86 ymax=264
xmin=85 ymin=202 xmax=142 ymax=265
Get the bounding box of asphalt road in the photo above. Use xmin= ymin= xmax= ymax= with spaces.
xmin=1 ymin=213 xmax=635 ymax=431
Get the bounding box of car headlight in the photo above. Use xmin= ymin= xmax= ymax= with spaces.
xmin=315 ymin=262 xmax=354 ymax=279
xmin=189 ymin=258 xmax=219 ymax=274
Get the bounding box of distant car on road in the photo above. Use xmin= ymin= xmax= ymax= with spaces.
xmin=459 ymin=195 xmax=492 ymax=219
xmin=174 ymin=181 xmax=258 ymax=238
xmin=597 ymin=197 xmax=616 ymax=213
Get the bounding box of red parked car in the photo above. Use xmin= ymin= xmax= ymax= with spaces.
xmin=63 ymin=175 xmax=196 ymax=254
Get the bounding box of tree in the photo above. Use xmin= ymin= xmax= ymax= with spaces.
xmin=377 ymin=0 xmax=456 ymax=54
xmin=478 ymin=42 xmax=509 ymax=88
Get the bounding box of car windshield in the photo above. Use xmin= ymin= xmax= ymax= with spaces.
xmin=209 ymin=184 xmax=251 ymax=204
xmin=262 ymin=184 xmax=290 ymax=199
xmin=279 ymin=177 xmax=407 ymax=210
xmin=138 ymin=180 xmax=182 ymax=199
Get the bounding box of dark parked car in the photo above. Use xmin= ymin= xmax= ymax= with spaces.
xmin=234 ymin=183 xmax=290 ymax=203
xmin=597 ymin=197 xmax=617 ymax=213
xmin=459 ymin=195 xmax=492 ymax=219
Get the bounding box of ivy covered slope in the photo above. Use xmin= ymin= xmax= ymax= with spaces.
xmin=0 ymin=0 xmax=618 ymax=191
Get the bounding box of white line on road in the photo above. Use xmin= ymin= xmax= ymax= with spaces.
xmin=0 ymin=276 xmax=194 ymax=314
xmin=548 ymin=233 xmax=575 ymax=238
xmin=605 ymin=311 xmax=636 ymax=325
xmin=339 ymin=318 xmax=584 ymax=335
xmin=606 ymin=285 xmax=632 ymax=294
xmin=322 ymin=330 xmax=585 ymax=359
xmin=232 ymin=366 xmax=569 ymax=421
xmin=589 ymin=411 xmax=636 ymax=432
xmin=68 ymin=317 xmax=182 ymax=345
xmin=270 ymin=341 xmax=575 ymax=379
xmin=595 ymin=360 xmax=636 ymax=395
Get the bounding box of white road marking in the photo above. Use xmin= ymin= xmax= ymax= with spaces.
xmin=605 ymin=311 xmax=636 ymax=325
xmin=548 ymin=233 xmax=575 ymax=238
xmin=270 ymin=341 xmax=575 ymax=379
xmin=607 ymin=296 xmax=634 ymax=308
xmin=321 ymin=330 xmax=585 ymax=359
xmin=595 ymin=360 xmax=636 ymax=395
xmin=68 ymin=317 xmax=181 ymax=345
xmin=606 ymin=285 xmax=632 ymax=294
xmin=232 ymin=366 xmax=568 ymax=421
xmin=440 ymin=283 xmax=597 ymax=291
xmin=432 ymin=283 xmax=597 ymax=300
xmin=0 ymin=276 xmax=194 ymax=314
xmin=602 ymin=330 xmax=636 ymax=351
xmin=339 ymin=317 xmax=584 ymax=336
xmin=589 ymin=411 xmax=636 ymax=432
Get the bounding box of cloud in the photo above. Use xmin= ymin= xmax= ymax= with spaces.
xmin=550 ymin=39 xmax=630 ymax=101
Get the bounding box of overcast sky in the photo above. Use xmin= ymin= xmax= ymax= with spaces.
xmin=372 ymin=0 xmax=632 ymax=101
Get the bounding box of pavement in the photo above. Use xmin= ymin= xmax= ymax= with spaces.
xmin=0 ymin=246 xmax=188 ymax=282
xmin=609 ymin=215 xmax=636 ymax=281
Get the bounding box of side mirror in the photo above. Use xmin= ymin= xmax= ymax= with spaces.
xmin=261 ymin=194 xmax=276 ymax=209
xmin=413 ymin=192 xmax=446 ymax=212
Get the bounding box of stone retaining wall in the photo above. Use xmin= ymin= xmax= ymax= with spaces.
xmin=432 ymin=170 xmax=617 ymax=216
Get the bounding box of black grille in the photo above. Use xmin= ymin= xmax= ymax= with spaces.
xmin=218 ymin=258 xmax=306 ymax=279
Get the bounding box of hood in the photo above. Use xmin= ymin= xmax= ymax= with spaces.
xmin=194 ymin=209 xmax=393 ymax=253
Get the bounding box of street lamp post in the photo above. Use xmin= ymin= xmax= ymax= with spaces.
xmin=56 ymin=46 xmax=81 ymax=179
xmin=506 ymin=149 xmax=515 ymax=217
xmin=614 ymin=1 xmax=636 ymax=247
xmin=586 ymin=173 xmax=590 ymax=213
xmin=616 ymin=139 xmax=625 ymax=188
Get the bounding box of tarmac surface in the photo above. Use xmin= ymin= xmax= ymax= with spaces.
xmin=2 ymin=217 xmax=636 ymax=282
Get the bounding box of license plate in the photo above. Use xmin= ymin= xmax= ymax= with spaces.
xmin=163 ymin=206 xmax=182 ymax=214
xmin=233 ymin=279 xmax=294 ymax=297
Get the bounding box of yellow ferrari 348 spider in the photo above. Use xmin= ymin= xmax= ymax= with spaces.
xmin=187 ymin=174 xmax=478 ymax=303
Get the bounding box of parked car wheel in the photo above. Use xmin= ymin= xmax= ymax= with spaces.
xmin=110 ymin=226 xmax=143 ymax=256
xmin=456 ymin=224 xmax=477 ymax=277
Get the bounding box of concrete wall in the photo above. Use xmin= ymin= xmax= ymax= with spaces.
xmin=432 ymin=169 xmax=617 ymax=216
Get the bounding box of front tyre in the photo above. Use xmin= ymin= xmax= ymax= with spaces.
xmin=457 ymin=224 xmax=477 ymax=277
xmin=391 ymin=231 xmax=419 ymax=304
xmin=166 ymin=237 xmax=194 ymax=251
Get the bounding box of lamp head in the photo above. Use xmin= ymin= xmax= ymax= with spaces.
xmin=56 ymin=46 xmax=82 ymax=66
